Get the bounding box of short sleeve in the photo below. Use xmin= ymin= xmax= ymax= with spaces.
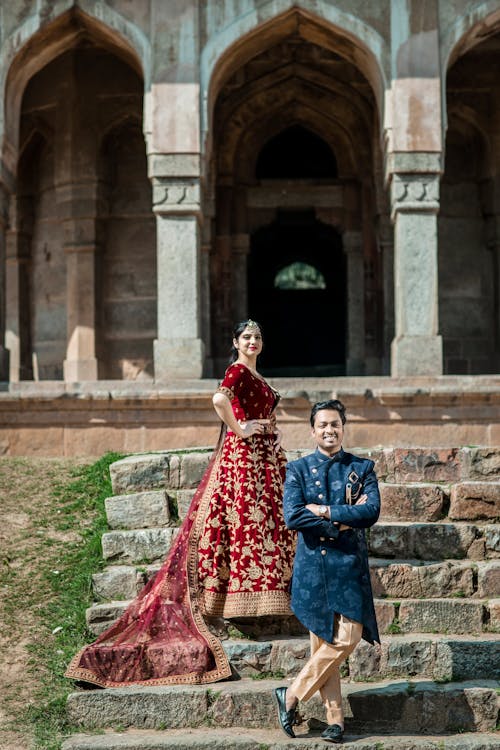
xmin=216 ymin=364 xmax=246 ymax=401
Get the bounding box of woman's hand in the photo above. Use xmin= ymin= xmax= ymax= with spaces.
xmin=274 ymin=426 xmax=283 ymax=450
xmin=237 ymin=419 xmax=271 ymax=438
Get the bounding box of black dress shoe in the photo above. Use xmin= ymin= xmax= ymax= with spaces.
xmin=273 ymin=686 xmax=297 ymax=738
xmin=321 ymin=724 xmax=344 ymax=743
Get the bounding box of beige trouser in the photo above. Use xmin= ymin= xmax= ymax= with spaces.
xmin=289 ymin=614 xmax=363 ymax=727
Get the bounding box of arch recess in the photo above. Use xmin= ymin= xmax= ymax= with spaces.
xmin=442 ymin=3 xmax=500 ymax=71
xmin=201 ymin=3 xmax=387 ymax=150
xmin=1 ymin=4 xmax=149 ymax=172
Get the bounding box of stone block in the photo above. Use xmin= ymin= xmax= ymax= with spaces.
xmin=86 ymin=601 xmax=129 ymax=635
xmin=92 ymin=566 xmax=138 ymax=600
xmin=173 ymin=489 xmax=196 ymax=521
xmin=380 ymin=483 xmax=446 ymax=521
xmin=110 ymin=453 xmax=171 ymax=494
xmin=368 ymin=523 xmax=478 ymax=560
xmin=374 ymin=600 xmax=396 ymax=633
xmin=384 ymin=638 xmax=434 ymax=678
xmin=449 ymin=482 xmax=500 ymax=521
xmin=485 ymin=525 xmax=500 ymax=556
xmin=179 ymin=451 xmax=212 ymax=488
xmin=370 ymin=561 xmax=475 ymax=599
xmin=269 ymin=638 xmax=310 ymax=677
xmin=398 ymin=599 xmax=484 ymax=634
xmin=488 ymin=599 xmax=500 ymax=631
xmin=391 ymin=448 xmax=462 ymax=483
xmin=66 ymin=687 xmax=208 ymax=729
xmin=222 ymin=641 xmax=272 ymax=676
xmin=348 ymin=639 xmax=381 ymax=680
xmin=434 ymin=639 xmax=500 ymax=681
xmin=477 ymin=561 xmax=500 ymax=597
xmin=466 ymin=447 xmax=500 ymax=481
xmin=105 ymin=491 xmax=170 ymax=529
xmin=101 ymin=528 xmax=178 ymax=564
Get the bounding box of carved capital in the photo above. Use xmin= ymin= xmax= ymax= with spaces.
xmin=152 ymin=178 xmax=201 ymax=216
xmin=391 ymin=174 xmax=440 ymax=218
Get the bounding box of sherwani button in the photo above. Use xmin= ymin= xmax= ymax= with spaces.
xmin=320 ymin=536 xmax=326 ymax=541
xmin=318 ymin=494 xmax=324 ymax=499
xmin=312 ymin=468 xmax=317 ymax=473
xmin=315 ymin=481 xmax=321 ymax=486
xmin=321 ymin=549 xmax=327 ymax=556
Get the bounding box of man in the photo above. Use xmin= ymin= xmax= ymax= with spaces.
xmin=274 ymin=399 xmax=380 ymax=744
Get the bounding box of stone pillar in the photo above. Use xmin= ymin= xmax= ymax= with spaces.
xmin=60 ymin=183 xmax=99 ymax=382
xmin=5 ymin=195 xmax=32 ymax=381
xmin=0 ymin=182 xmax=10 ymax=381
xmin=378 ymin=215 xmax=394 ymax=374
xmin=232 ymin=233 xmax=250 ymax=323
xmin=344 ymin=230 xmax=365 ymax=375
xmin=151 ymin=155 xmax=204 ymax=380
xmin=390 ymin=173 xmax=443 ymax=376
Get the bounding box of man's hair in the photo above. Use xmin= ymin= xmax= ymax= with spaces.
xmin=310 ymin=399 xmax=347 ymax=427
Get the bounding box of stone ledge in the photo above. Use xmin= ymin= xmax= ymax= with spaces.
xmin=61 ymin=729 xmax=500 ymax=750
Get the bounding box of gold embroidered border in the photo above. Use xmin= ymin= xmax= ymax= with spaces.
xmin=217 ymin=386 xmax=234 ymax=400
xmin=202 ymin=589 xmax=292 ymax=618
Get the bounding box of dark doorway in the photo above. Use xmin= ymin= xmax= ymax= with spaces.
xmin=248 ymin=212 xmax=346 ymax=376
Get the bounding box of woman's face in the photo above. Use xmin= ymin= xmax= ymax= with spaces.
xmin=234 ymin=326 xmax=263 ymax=358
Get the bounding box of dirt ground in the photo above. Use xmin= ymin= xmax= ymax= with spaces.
xmin=0 ymin=457 xmax=84 ymax=750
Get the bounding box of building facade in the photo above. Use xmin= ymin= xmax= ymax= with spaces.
xmin=1 ymin=0 xmax=499 ymax=384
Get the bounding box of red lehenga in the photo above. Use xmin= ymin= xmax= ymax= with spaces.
xmin=65 ymin=363 xmax=295 ymax=687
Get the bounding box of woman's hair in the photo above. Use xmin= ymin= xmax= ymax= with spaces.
xmin=310 ymin=399 xmax=347 ymax=426
xmin=229 ymin=319 xmax=263 ymax=364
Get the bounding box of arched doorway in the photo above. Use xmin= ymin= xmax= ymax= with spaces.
xmin=249 ymin=211 xmax=345 ymax=375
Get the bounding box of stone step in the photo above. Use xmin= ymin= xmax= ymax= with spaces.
xmin=105 ymin=491 xmax=172 ymax=530
xmin=65 ymin=677 xmax=499 ymax=734
xmin=368 ymin=521 xmax=498 ymax=560
xmin=108 ymin=448 xmax=500 ymax=497
xmin=381 ymin=480 xmax=499 ymax=522
xmin=370 ymin=559 xmax=500 ymax=599
xmin=85 ymin=594 xmax=499 ymax=638
xmin=62 ymin=728 xmax=500 ymax=750
xmin=100 ymin=524 xmax=499 ymax=567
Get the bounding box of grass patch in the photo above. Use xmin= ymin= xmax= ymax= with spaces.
xmin=1 ymin=453 xmax=124 ymax=749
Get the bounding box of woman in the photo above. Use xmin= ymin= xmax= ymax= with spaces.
xmin=65 ymin=320 xmax=295 ymax=688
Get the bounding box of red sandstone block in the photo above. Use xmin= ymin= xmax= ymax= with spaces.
xmin=369 ymin=560 xmax=475 ymax=599
xmin=374 ymin=600 xmax=396 ymax=633
xmin=379 ymin=483 xmax=445 ymax=521
xmin=391 ymin=448 xmax=462 ymax=483
xmin=488 ymin=599 xmax=500 ymax=631
xmin=449 ymin=482 xmax=500 ymax=521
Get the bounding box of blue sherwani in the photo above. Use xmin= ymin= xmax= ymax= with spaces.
xmin=283 ymin=448 xmax=380 ymax=645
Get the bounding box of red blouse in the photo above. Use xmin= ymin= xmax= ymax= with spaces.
xmin=217 ymin=363 xmax=278 ymax=423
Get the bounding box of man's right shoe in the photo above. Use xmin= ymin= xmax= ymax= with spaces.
xmin=321 ymin=724 xmax=344 ymax=743
xmin=273 ymin=686 xmax=297 ymax=739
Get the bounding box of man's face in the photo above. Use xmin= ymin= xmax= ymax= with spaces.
xmin=311 ymin=409 xmax=344 ymax=456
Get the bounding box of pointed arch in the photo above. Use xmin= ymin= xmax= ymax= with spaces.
xmin=201 ymin=3 xmax=387 ymax=151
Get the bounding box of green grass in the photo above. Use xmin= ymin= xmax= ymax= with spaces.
xmin=5 ymin=453 xmax=124 ymax=749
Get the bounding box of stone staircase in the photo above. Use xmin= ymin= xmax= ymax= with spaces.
xmin=63 ymin=447 xmax=500 ymax=750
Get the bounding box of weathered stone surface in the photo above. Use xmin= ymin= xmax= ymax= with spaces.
xmin=369 ymin=522 xmax=478 ymax=560
xmin=398 ymin=599 xmax=485 ymax=635
xmin=66 ymin=686 xmax=208 ymax=729
xmin=61 ymin=728 xmax=500 ymax=750
xmin=179 ymin=451 xmax=211 ymax=488
xmin=85 ymin=601 xmax=129 ymax=635
xmin=477 ymin=561 xmax=500 ymax=597
xmin=110 ymin=454 xmax=172 ymax=494
xmin=485 ymin=525 xmax=500 ymax=556
xmin=374 ymin=600 xmax=396 ymax=633
xmin=105 ymin=491 xmax=170 ymax=529
xmin=101 ymin=528 xmax=178 ymax=564
xmin=270 ymin=638 xmax=310 ymax=677
xmin=391 ymin=449 xmax=462 ymax=483
xmin=172 ymin=489 xmax=196 ymax=521
xmin=434 ymin=639 xmax=500 ymax=681
xmin=379 ymin=483 xmax=446 ymax=521
xmin=65 ymin=678 xmax=500 ymax=734
xmin=488 ymin=599 xmax=500 ymax=631
xmin=466 ymin=448 xmax=500 ymax=481
xmin=92 ymin=566 xmax=137 ymax=600
xmin=370 ymin=561 xmax=475 ymax=598
xmin=449 ymin=482 xmax=500 ymax=521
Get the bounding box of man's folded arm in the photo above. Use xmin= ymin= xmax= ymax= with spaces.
xmin=283 ymin=465 xmax=340 ymax=539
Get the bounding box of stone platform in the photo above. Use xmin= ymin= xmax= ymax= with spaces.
xmin=1 ymin=375 xmax=500 ymax=456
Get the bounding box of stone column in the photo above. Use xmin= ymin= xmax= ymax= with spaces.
xmin=232 ymin=233 xmax=250 ymax=323
xmin=0 ymin=182 xmax=10 ymax=381
xmin=60 ymin=183 xmax=99 ymax=382
xmin=5 ymin=195 xmax=32 ymax=381
xmin=378 ymin=215 xmax=394 ymax=374
xmin=344 ymin=230 xmax=365 ymax=375
xmin=390 ymin=173 xmax=443 ymax=376
xmin=151 ymin=155 xmax=204 ymax=380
